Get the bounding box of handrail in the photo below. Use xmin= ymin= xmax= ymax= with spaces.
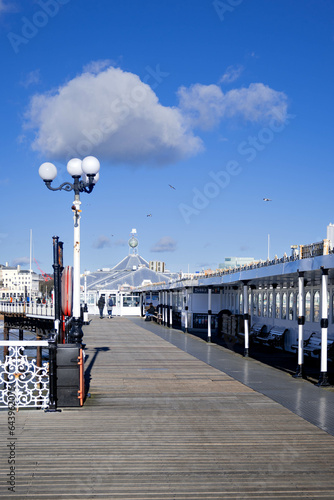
xmin=26 ymin=303 xmax=54 ymax=318
xmin=0 ymin=301 xmax=55 ymax=318
xmin=0 ymin=302 xmax=25 ymax=314
xmin=0 ymin=340 xmax=49 ymax=347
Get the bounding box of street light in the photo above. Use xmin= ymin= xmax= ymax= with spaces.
xmin=39 ymin=156 xmax=100 ymax=344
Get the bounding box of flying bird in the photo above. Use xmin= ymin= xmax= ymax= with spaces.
xmin=263 ymin=198 xmax=272 ymax=202
xmin=147 ymin=214 xmax=152 ymax=217
xmin=169 ymin=184 xmax=176 ymax=190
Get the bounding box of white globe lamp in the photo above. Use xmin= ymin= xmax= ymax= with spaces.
xmin=82 ymin=156 xmax=100 ymax=176
xmin=39 ymin=162 xmax=57 ymax=181
xmin=67 ymin=158 xmax=83 ymax=177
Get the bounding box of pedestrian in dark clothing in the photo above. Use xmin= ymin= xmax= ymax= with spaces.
xmin=98 ymin=295 xmax=105 ymax=318
xmin=107 ymin=295 xmax=113 ymax=318
xmin=145 ymin=303 xmax=156 ymax=321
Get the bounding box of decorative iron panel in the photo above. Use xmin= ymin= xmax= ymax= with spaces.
xmin=0 ymin=343 xmax=49 ymax=408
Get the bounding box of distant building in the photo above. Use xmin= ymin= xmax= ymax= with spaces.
xmin=149 ymin=260 xmax=165 ymax=273
xmin=0 ymin=263 xmax=40 ymax=299
xmin=81 ymin=230 xmax=178 ymax=316
xmin=327 ymin=223 xmax=334 ymax=250
xmin=218 ymin=257 xmax=255 ymax=269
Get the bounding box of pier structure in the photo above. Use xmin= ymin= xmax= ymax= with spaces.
xmin=1 ymin=316 xmax=334 ymax=498
xmin=136 ymin=250 xmax=334 ymax=385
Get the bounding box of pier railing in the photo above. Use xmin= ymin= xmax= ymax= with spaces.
xmin=0 ymin=340 xmax=50 ymax=409
xmin=0 ymin=301 xmax=54 ymax=319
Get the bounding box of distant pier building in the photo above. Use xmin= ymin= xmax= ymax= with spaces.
xmin=81 ymin=229 xmax=178 ymax=316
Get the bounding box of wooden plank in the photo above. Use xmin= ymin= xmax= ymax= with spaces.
xmin=1 ymin=316 xmax=334 ymax=498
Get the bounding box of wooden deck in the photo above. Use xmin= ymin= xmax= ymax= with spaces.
xmin=1 ymin=316 xmax=334 ymax=498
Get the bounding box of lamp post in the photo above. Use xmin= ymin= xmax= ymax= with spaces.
xmin=38 ymin=156 xmax=100 ymax=344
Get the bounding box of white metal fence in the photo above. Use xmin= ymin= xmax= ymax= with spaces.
xmin=0 ymin=340 xmax=50 ymax=408
xmin=0 ymin=302 xmax=54 ymax=318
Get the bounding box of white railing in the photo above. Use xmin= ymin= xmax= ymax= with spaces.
xmin=0 ymin=302 xmax=25 ymax=314
xmin=26 ymin=303 xmax=54 ymax=318
xmin=0 ymin=302 xmax=54 ymax=318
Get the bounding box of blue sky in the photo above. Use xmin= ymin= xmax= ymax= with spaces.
xmin=0 ymin=0 xmax=333 ymax=274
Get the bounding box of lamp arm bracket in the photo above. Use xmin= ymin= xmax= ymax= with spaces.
xmin=79 ymin=181 xmax=95 ymax=193
xmin=45 ymin=181 xmax=74 ymax=192
xmin=44 ymin=179 xmax=96 ymax=194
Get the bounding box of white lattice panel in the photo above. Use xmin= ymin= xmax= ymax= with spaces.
xmin=0 ymin=344 xmax=49 ymax=408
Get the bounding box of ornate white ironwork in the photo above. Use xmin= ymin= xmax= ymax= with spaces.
xmin=0 ymin=342 xmax=49 ymax=408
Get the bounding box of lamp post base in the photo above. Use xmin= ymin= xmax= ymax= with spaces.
xmin=69 ymin=317 xmax=84 ymax=345
xmin=317 ymin=372 xmax=330 ymax=387
xmin=293 ymin=364 xmax=304 ymax=378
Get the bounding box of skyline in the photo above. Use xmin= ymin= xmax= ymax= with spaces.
xmin=0 ymin=0 xmax=333 ymax=274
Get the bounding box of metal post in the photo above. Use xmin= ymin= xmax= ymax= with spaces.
xmin=272 ymin=284 xmax=277 ymax=326
xmin=39 ymin=157 xmax=100 ymax=345
xmin=52 ymin=236 xmax=61 ymax=337
xmin=162 ymin=291 xmax=165 ymax=325
xmin=208 ymin=286 xmax=212 ymax=342
xmin=35 ymin=329 xmax=43 ymax=407
xmin=84 ymin=272 xmax=87 ymax=306
xmin=69 ymin=188 xmax=83 ymax=344
xmin=184 ymin=288 xmax=188 ymax=333
xmin=249 ymin=288 xmax=254 ymax=324
xmin=294 ymin=272 xmax=305 ymax=378
xmin=46 ymin=334 xmax=61 ymax=412
xmin=318 ymin=269 xmax=329 ymax=386
xmin=243 ymin=282 xmax=249 ymax=357
xmin=36 ymin=330 xmax=42 ymax=370
xmin=3 ymin=324 xmax=9 ymax=359
xmin=140 ymin=293 xmax=144 ymax=317
xmin=165 ymin=291 xmax=168 ymax=326
xmin=169 ymin=291 xmax=173 ymax=328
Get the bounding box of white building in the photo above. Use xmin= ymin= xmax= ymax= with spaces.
xmin=149 ymin=260 xmax=165 ymax=273
xmin=0 ymin=263 xmax=40 ymax=300
xmin=219 ymin=257 xmax=255 ymax=269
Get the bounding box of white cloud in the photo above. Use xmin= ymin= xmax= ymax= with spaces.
xmin=220 ymin=64 xmax=244 ymax=84
xmin=151 ymin=236 xmax=177 ymax=253
xmin=24 ymin=63 xmax=289 ymax=166
xmin=222 ymin=83 xmax=288 ymax=122
xmin=20 ymin=70 xmax=40 ymax=88
xmin=114 ymin=239 xmax=127 ymax=247
xmin=178 ymin=82 xmax=288 ymax=130
xmin=178 ymin=84 xmax=225 ymax=130
xmin=24 ymin=66 xmax=203 ymax=165
xmin=12 ymin=257 xmax=30 ymax=266
xmin=82 ymin=59 xmax=113 ymax=74
xmin=93 ymin=235 xmax=111 ymax=249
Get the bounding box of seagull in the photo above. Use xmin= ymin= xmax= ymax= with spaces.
xmin=263 ymin=198 xmax=272 ymax=202
xmin=147 ymin=214 xmax=152 ymax=217
xmin=169 ymin=184 xmax=176 ymax=190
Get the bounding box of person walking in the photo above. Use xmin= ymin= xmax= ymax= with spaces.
xmin=107 ymin=295 xmax=113 ymax=319
xmin=98 ymin=295 xmax=105 ymax=319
